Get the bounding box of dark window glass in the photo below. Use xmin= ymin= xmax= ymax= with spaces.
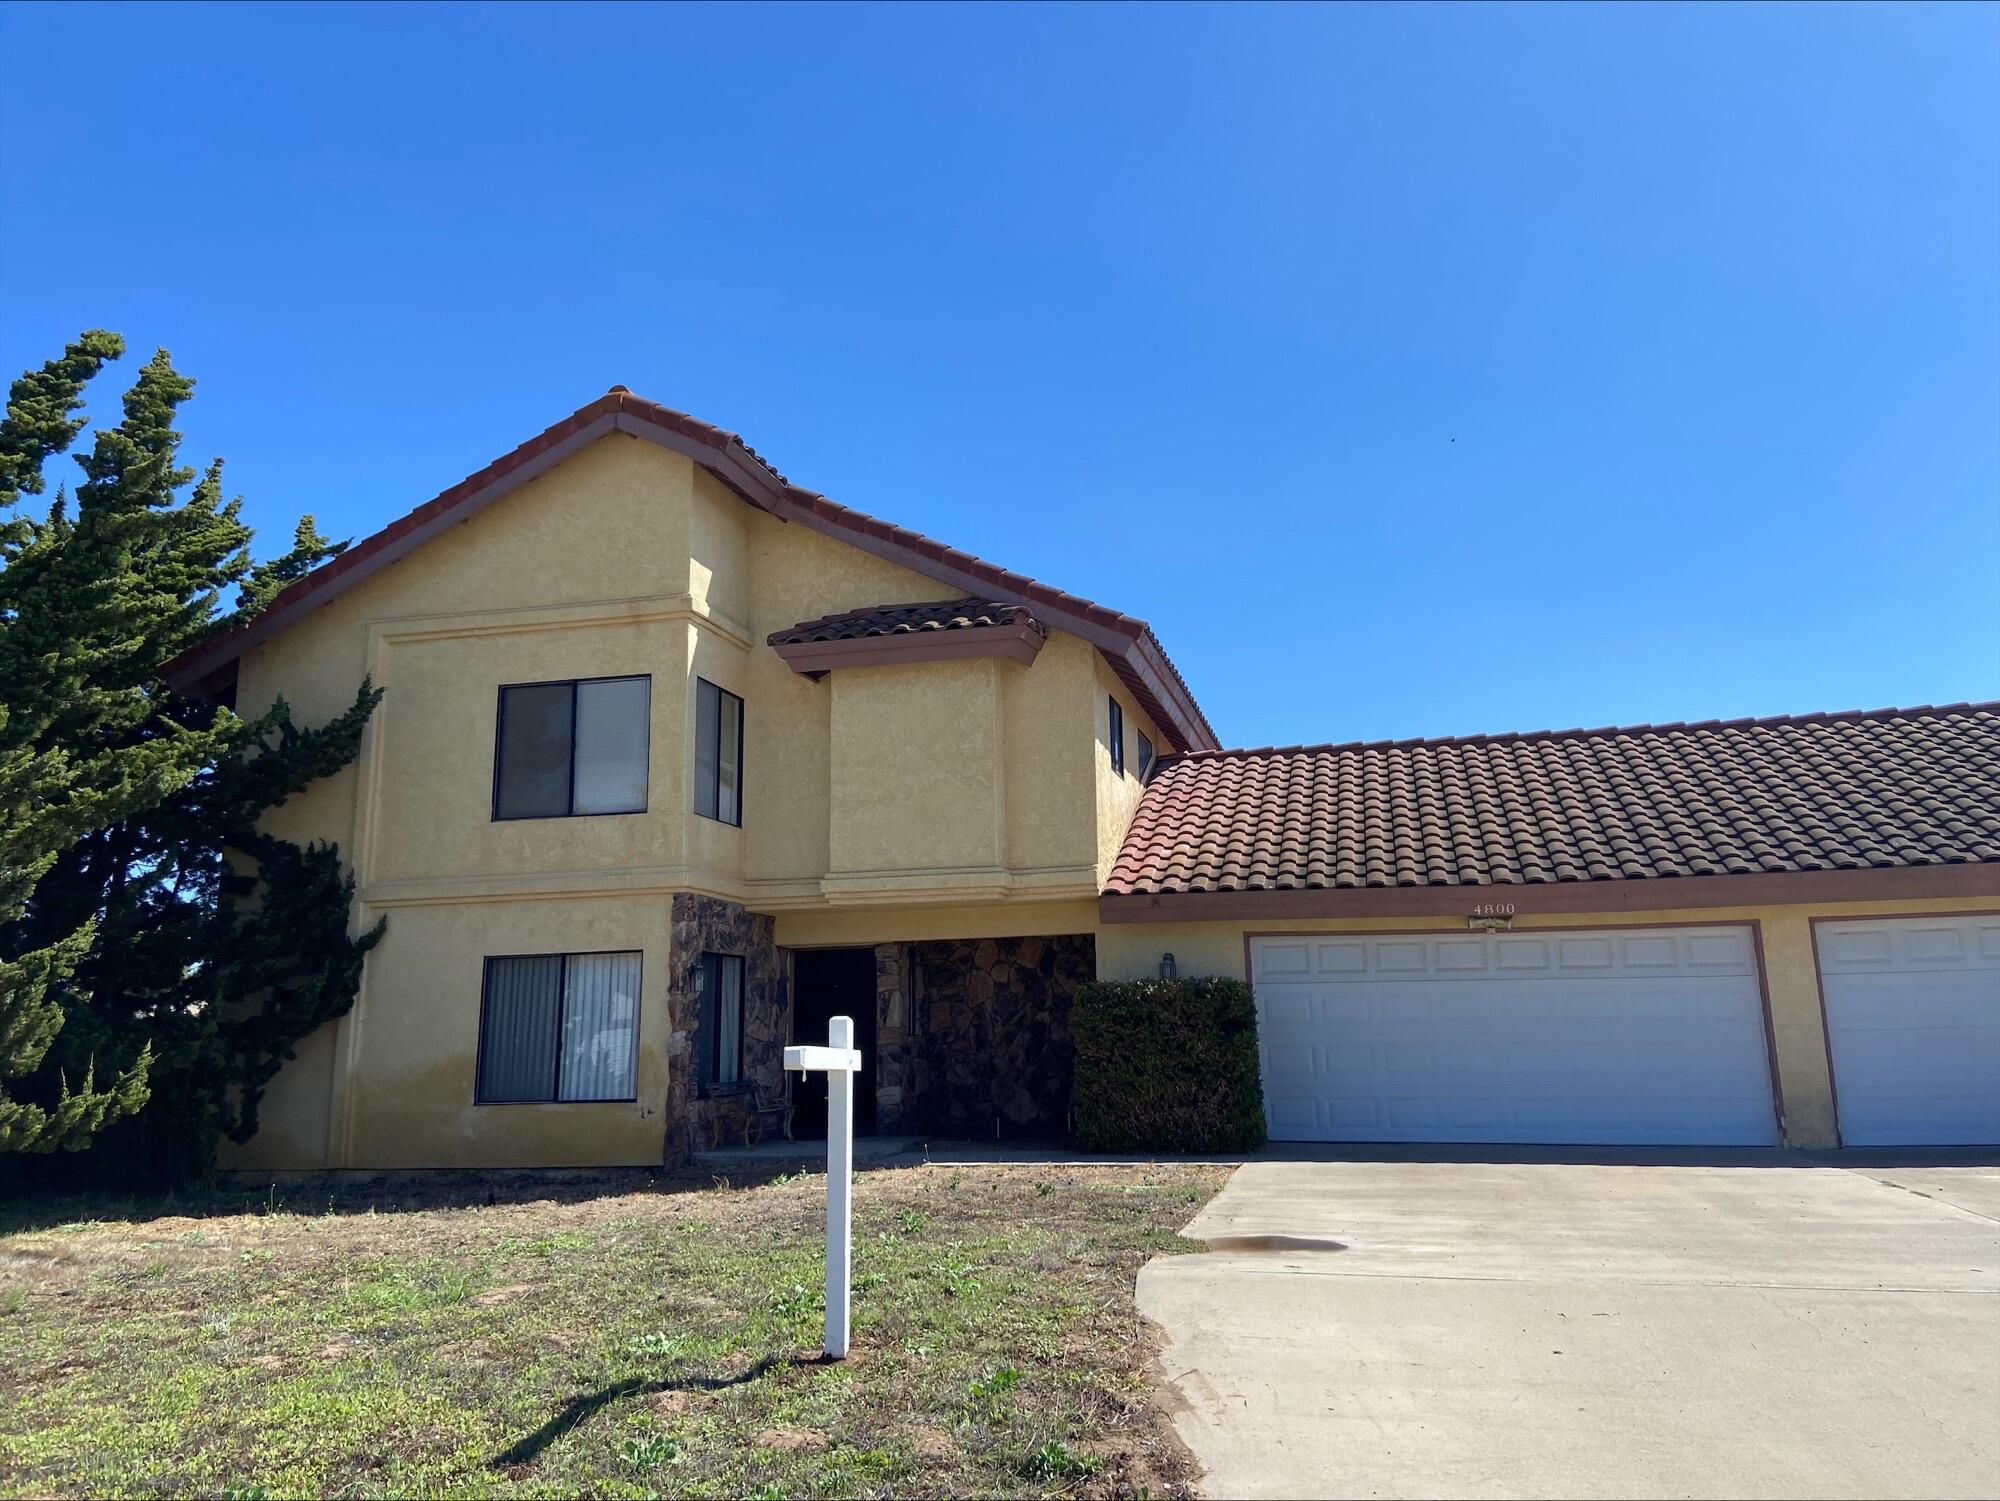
xmin=477 ymin=951 xmax=640 ymax=1103
xmin=494 ymin=677 xmax=649 ymax=820
xmin=694 ymin=678 xmax=744 ymax=826
xmin=1137 ymin=732 xmax=1155 ymax=782
xmin=495 ymin=683 xmax=574 ymax=819
xmin=695 ymin=952 xmax=745 ymax=1091
xmin=1109 ymin=696 xmax=1125 ymax=775
xmin=476 ymin=954 xmax=563 ymax=1102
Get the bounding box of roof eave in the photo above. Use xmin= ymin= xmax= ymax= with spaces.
xmin=1097 ymin=861 xmax=2000 ymax=922
xmin=161 ymin=391 xmax=1218 ymax=753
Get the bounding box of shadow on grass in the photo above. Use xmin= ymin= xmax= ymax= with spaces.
xmin=491 ymin=1354 xmax=819 ymax=1467
xmin=0 ymin=1163 xmax=822 ymax=1237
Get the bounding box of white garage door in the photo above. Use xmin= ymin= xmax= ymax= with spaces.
xmin=1816 ymin=915 xmax=2000 ymax=1146
xmin=1250 ymin=927 xmax=1778 ymax=1146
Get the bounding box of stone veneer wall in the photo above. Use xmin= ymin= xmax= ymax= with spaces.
xmin=665 ymin=893 xmax=789 ymax=1164
xmin=874 ymin=945 xmax=913 ymax=1131
xmin=904 ymin=934 xmax=1095 ymax=1138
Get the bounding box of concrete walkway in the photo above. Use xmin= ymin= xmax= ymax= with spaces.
xmin=1139 ymin=1158 xmax=2000 ymax=1500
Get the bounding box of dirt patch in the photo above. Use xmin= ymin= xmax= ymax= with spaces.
xmin=470 ymin=1284 xmax=535 ymax=1306
xmin=755 ymin=1426 xmax=830 ymax=1452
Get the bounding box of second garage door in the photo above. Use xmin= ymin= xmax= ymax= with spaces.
xmin=1250 ymin=927 xmax=1779 ymax=1146
xmin=1816 ymin=915 xmax=2000 ymax=1146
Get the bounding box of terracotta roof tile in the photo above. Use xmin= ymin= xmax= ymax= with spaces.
xmin=769 ymin=598 xmax=1044 ymax=646
xmin=1105 ymin=703 xmax=2000 ymax=895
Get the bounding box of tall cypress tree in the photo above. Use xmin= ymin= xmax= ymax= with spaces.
xmin=0 ymin=334 xmax=382 ymax=1178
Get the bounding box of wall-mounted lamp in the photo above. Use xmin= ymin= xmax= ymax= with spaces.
xmin=691 ymin=962 xmax=709 ymax=997
xmin=1158 ymin=952 xmax=1178 ymax=981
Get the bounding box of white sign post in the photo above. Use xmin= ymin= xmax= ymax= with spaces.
xmin=783 ymin=1014 xmax=864 ymax=1360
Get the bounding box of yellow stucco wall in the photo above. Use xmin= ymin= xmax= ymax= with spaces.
xmin=1095 ymin=892 xmax=2000 ymax=1150
xmin=222 ymin=432 xmax=1142 ymax=1170
xmin=775 ymin=899 xmax=1101 ymax=951
xmin=1092 ymin=656 xmax=1167 ymax=889
xmin=226 ymin=894 xmax=676 ymax=1173
xmin=832 ymin=659 xmax=1004 ymax=875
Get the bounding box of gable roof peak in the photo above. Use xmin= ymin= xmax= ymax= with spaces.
xmin=162 ymin=389 xmax=1218 ymax=751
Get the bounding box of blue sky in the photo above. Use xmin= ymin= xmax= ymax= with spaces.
xmin=2 ymin=2 xmax=1995 ymax=748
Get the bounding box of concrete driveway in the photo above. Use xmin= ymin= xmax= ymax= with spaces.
xmin=1138 ymin=1156 xmax=2000 ymax=1500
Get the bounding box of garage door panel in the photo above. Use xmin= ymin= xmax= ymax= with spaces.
xmin=1257 ymin=942 xmax=1312 ymax=977
xmin=1555 ymin=937 xmax=1615 ymax=969
xmin=1263 ymin=990 xmax=1313 ymax=1026
xmin=1619 ymin=936 xmax=1681 ymax=968
xmin=1439 ymin=991 xmax=1497 ymax=1023
xmin=1494 ymin=938 xmax=1553 ymax=970
xmin=1817 ymin=916 xmax=2000 ymax=1146
xmin=1901 ymin=926 xmax=1971 ymax=963
xmin=1249 ymin=927 xmax=1779 ymax=1146
xmin=1314 ymin=941 xmax=1367 ymax=972
xmin=1375 ymin=941 xmax=1429 ymax=972
xmin=1320 ymin=1097 xmax=1383 ymax=1129
xmin=1830 ymin=978 xmax=1988 ymax=1032
xmin=1434 ymin=939 xmax=1488 ymax=971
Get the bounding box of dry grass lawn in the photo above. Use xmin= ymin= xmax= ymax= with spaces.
xmin=0 ymin=1161 xmax=1228 ymax=1499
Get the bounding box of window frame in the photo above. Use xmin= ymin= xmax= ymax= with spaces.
xmin=696 ymin=951 xmax=747 ymax=1095
xmin=474 ymin=949 xmax=643 ymax=1105
xmin=491 ymin=674 xmax=651 ymax=822
xmin=692 ymin=677 xmax=746 ymax=827
xmin=1137 ymin=730 xmax=1155 ymax=782
xmin=1108 ymin=695 xmax=1125 ymax=775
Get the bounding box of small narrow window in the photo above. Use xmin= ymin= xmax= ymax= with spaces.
xmin=1108 ymin=695 xmax=1125 ymax=775
xmin=694 ymin=678 xmax=744 ymax=826
xmin=1137 ymin=731 xmax=1155 ymax=782
xmin=494 ymin=676 xmax=649 ymax=819
xmin=477 ymin=951 xmax=640 ymax=1103
xmin=696 ymin=952 xmax=745 ymax=1090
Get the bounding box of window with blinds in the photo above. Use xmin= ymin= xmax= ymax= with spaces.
xmin=693 ymin=677 xmax=743 ymax=826
xmin=695 ymin=952 xmax=745 ymax=1091
xmin=493 ymin=676 xmax=650 ymax=819
xmin=476 ymin=951 xmax=641 ymax=1103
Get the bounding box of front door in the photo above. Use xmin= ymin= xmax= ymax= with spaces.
xmin=791 ymin=947 xmax=879 ymax=1138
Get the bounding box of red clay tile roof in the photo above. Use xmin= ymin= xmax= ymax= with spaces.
xmin=1105 ymin=703 xmax=2000 ymax=896
xmin=769 ymin=599 xmax=1044 ymax=646
xmin=162 ymin=389 xmax=1218 ymax=751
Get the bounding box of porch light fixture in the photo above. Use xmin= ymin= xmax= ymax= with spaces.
xmin=691 ymin=963 xmax=709 ymax=997
xmin=1158 ymin=952 xmax=1178 ymax=981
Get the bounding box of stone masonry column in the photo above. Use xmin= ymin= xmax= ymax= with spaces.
xmin=874 ymin=944 xmax=911 ymax=1131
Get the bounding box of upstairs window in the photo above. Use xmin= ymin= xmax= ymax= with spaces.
xmin=1137 ymin=731 xmax=1156 ymax=782
xmin=695 ymin=952 xmax=745 ymax=1091
xmin=694 ymin=678 xmax=744 ymax=825
xmin=1108 ymin=695 xmax=1125 ymax=775
xmin=477 ymin=950 xmax=641 ymax=1103
xmin=494 ymin=676 xmax=650 ymax=820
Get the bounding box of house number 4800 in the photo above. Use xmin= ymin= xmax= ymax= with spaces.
xmin=1471 ymin=903 xmax=1517 ymax=918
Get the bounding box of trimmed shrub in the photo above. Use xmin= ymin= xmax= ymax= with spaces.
xmin=1071 ymin=976 xmax=1266 ymax=1153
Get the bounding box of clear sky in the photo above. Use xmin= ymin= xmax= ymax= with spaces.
xmin=2 ymin=2 xmax=1995 ymax=748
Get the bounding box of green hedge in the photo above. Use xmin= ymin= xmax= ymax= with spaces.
xmin=1071 ymin=976 xmax=1267 ymax=1153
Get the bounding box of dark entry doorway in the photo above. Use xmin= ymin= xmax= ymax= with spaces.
xmin=791 ymin=947 xmax=878 ymax=1138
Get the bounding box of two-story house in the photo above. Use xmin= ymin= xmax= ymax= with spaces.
xmin=168 ymin=390 xmax=2000 ymax=1169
